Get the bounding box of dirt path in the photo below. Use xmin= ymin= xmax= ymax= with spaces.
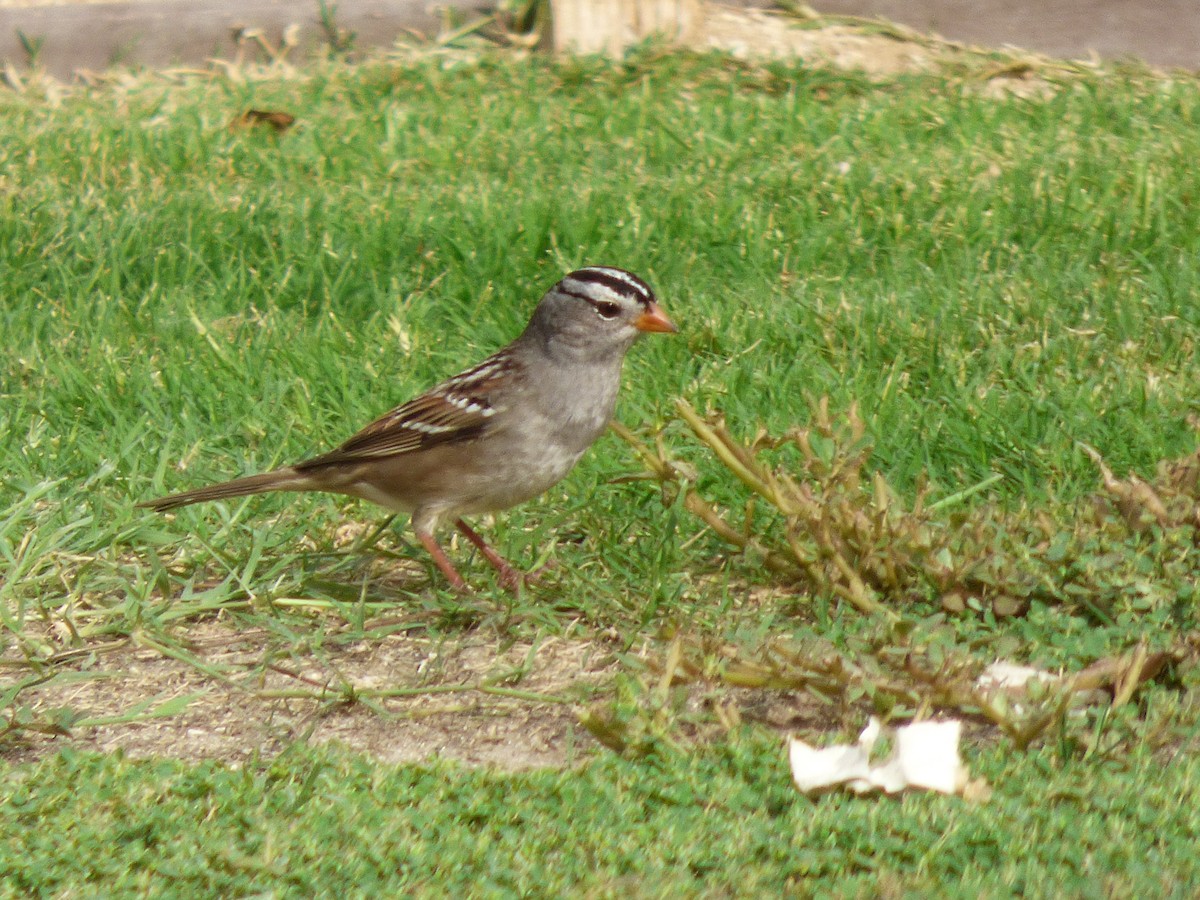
xmin=817 ymin=0 xmax=1199 ymax=70
xmin=1 ymin=1 xmax=1194 ymax=80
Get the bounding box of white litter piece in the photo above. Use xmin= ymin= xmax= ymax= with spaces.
xmin=789 ymin=717 xmax=970 ymax=796
xmin=976 ymin=661 xmax=1058 ymax=692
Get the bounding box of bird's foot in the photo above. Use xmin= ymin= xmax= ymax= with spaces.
xmin=454 ymin=519 xmax=555 ymax=593
xmin=493 ymin=557 xmax=557 ymax=592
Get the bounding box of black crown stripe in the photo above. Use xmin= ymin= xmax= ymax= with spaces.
xmin=566 ymin=268 xmax=653 ymax=304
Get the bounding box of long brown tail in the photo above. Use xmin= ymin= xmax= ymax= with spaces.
xmin=137 ymin=468 xmax=309 ymax=512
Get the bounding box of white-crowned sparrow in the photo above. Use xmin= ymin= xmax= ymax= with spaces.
xmin=138 ymin=266 xmax=677 ymax=590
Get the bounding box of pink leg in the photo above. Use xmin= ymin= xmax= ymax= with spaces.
xmin=417 ymin=531 xmax=467 ymax=591
xmin=453 ymin=519 xmax=526 ymax=589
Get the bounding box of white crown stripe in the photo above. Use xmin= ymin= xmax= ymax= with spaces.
xmin=565 ymin=267 xmax=653 ymax=303
xmin=589 ymin=267 xmax=643 ymax=292
xmin=558 ymin=278 xmax=641 ymax=307
xmin=560 ymin=277 xmax=606 ymax=300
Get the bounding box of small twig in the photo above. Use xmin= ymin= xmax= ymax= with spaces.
xmin=437 ymin=14 xmax=498 ymax=47
xmin=252 ymin=682 xmax=572 ymax=704
xmin=927 ymin=473 xmax=1005 ymax=512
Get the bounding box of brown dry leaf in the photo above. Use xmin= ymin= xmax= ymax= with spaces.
xmin=1080 ymin=443 xmax=1171 ymax=529
xmin=229 ymin=109 xmax=297 ymax=133
xmin=1072 ymin=643 xmax=1178 ymax=703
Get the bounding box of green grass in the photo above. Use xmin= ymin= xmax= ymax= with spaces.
xmin=3 ymin=43 xmax=1200 ymax=895
xmin=4 ymin=735 xmax=1200 ymax=897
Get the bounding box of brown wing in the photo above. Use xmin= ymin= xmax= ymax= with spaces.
xmin=294 ymin=352 xmax=521 ymax=472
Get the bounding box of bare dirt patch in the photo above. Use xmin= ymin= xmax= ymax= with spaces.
xmin=3 ymin=622 xmax=621 ymax=769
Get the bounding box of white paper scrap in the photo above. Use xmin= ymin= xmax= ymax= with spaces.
xmin=789 ymin=717 xmax=970 ymax=796
xmin=976 ymin=661 xmax=1057 ymax=692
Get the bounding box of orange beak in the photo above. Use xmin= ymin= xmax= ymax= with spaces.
xmin=633 ymin=302 xmax=679 ymax=334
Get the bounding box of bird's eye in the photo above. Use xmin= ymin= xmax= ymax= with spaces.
xmin=594 ymin=301 xmax=622 ymax=320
